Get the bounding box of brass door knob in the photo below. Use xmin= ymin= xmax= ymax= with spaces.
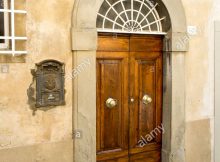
xmin=106 ymin=98 xmax=118 ymax=108
xmin=142 ymin=94 xmax=152 ymax=105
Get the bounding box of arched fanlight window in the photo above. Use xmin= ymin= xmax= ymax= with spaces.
xmin=97 ymin=0 xmax=168 ymax=34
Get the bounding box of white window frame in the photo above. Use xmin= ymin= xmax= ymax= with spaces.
xmin=0 ymin=0 xmax=9 ymax=49
xmin=0 ymin=0 xmax=27 ymax=55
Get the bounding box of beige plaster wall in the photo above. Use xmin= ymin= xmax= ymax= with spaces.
xmin=214 ymin=21 xmax=220 ymax=162
xmin=182 ymin=0 xmax=220 ymax=161
xmin=0 ymin=0 xmax=74 ymax=161
xmin=0 ymin=0 xmax=219 ymax=162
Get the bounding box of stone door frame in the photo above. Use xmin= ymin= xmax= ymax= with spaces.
xmin=71 ymin=0 xmax=188 ymax=162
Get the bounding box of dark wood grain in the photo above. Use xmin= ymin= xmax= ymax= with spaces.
xmin=130 ymin=150 xmax=161 ymax=162
xmin=97 ymin=35 xmax=129 ymax=52
xmin=130 ymin=35 xmax=163 ymax=52
xmin=96 ymin=50 xmax=129 ymax=161
xmin=97 ymin=34 xmax=163 ymax=162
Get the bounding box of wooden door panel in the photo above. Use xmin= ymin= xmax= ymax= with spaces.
xmin=99 ymin=156 xmax=129 ymax=162
xmin=96 ymin=51 xmax=129 ymax=161
xmin=137 ymin=60 xmax=156 ymax=138
xmin=130 ymin=35 xmax=163 ymax=52
xmin=129 ymin=143 xmax=161 ymax=155
xmin=97 ymin=152 xmax=129 ymax=162
xmin=98 ymin=35 xmax=129 ymax=52
xmin=129 ymin=52 xmax=162 ymax=154
xmin=130 ymin=151 xmax=161 ymax=162
xmin=97 ymin=34 xmax=163 ymax=162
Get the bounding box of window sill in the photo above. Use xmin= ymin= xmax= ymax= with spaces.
xmin=0 ymin=54 xmax=25 ymax=63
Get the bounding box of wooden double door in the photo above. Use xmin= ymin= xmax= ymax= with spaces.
xmin=96 ymin=34 xmax=163 ymax=162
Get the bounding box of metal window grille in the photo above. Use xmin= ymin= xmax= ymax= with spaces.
xmin=0 ymin=0 xmax=27 ymax=55
xmin=97 ymin=0 xmax=166 ymax=35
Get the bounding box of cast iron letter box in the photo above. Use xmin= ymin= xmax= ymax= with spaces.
xmin=31 ymin=60 xmax=65 ymax=108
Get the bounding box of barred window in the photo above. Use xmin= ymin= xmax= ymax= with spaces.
xmin=0 ymin=0 xmax=27 ymax=55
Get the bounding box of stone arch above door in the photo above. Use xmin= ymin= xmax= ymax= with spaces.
xmin=71 ymin=0 xmax=188 ymax=52
xmin=71 ymin=1 xmax=187 ymax=162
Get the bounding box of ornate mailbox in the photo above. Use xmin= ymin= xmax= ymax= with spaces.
xmin=29 ymin=60 xmax=65 ymax=108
